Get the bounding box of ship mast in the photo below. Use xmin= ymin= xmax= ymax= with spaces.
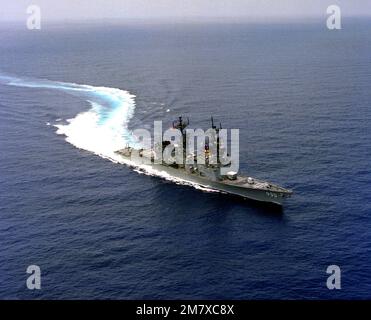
xmin=172 ymin=116 xmax=189 ymax=162
xmin=211 ymin=116 xmax=220 ymax=165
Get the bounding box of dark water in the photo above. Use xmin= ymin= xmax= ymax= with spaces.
xmin=0 ymin=20 xmax=370 ymax=299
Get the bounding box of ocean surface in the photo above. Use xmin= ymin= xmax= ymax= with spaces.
xmin=0 ymin=20 xmax=370 ymax=299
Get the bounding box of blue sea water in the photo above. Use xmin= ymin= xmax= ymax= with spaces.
xmin=0 ymin=20 xmax=370 ymax=299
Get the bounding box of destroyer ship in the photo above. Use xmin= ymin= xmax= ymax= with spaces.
xmin=115 ymin=117 xmax=292 ymax=206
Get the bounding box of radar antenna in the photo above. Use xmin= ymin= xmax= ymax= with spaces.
xmin=211 ymin=116 xmax=216 ymax=130
xmin=173 ymin=116 xmax=189 ymax=134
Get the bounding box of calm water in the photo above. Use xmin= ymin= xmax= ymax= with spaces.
xmin=0 ymin=20 xmax=370 ymax=299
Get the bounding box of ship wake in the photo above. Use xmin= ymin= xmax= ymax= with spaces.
xmin=0 ymin=73 xmax=219 ymax=194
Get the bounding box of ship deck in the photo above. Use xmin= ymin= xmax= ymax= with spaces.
xmin=115 ymin=148 xmax=292 ymax=195
xmin=222 ymin=176 xmax=292 ymax=194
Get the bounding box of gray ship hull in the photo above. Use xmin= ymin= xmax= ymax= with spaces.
xmin=119 ymin=156 xmax=291 ymax=206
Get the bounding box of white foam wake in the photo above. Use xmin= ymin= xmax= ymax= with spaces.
xmin=0 ymin=74 xmax=219 ymax=194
